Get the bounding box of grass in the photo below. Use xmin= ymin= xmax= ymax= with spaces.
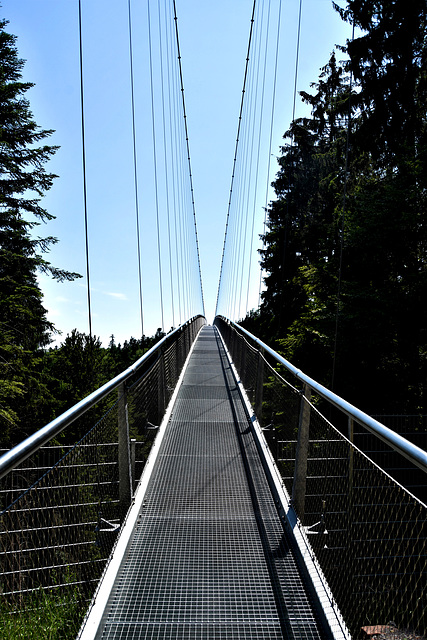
xmin=0 ymin=588 xmax=85 ymax=640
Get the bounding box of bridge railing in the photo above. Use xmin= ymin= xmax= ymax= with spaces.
xmin=215 ymin=316 xmax=427 ymax=638
xmin=0 ymin=315 xmax=205 ymax=636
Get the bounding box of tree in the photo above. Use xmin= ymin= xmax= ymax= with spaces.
xmin=331 ymin=0 xmax=427 ymax=411
xmin=252 ymin=0 xmax=427 ymax=414
xmin=258 ymin=52 xmax=351 ymax=379
xmin=0 ymin=18 xmax=80 ymax=442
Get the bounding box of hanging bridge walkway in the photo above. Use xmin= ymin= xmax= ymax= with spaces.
xmin=2 ymin=2 xmax=427 ymax=638
xmin=1 ymin=317 xmax=426 ymax=640
xmin=79 ymin=325 xmax=334 ymax=639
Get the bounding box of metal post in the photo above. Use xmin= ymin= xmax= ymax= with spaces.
xmin=240 ymin=334 xmax=247 ymax=387
xmin=118 ymin=383 xmax=132 ymax=507
xmin=236 ymin=330 xmax=243 ymax=376
xmin=158 ymin=348 xmax=166 ymax=426
xmin=292 ymin=383 xmax=312 ymax=522
xmin=131 ymin=438 xmax=136 ymax=491
xmin=347 ymin=417 xmax=354 ymax=543
xmin=185 ymin=321 xmax=189 ymax=351
xmin=254 ymin=347 xmax=265 ymax=424
xmin=348 ymin=417 xmax=354 ymax=493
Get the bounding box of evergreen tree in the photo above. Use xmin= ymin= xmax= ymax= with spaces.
xmin=252 ymin=0 xmax=427 ymax=414
xmin=0 ymin=18 xmax=79 ymax=442
xmin=332 ymin=0 xmax=427 ymax=411
xmin=257 ymin=52 xmax=351 ymax=379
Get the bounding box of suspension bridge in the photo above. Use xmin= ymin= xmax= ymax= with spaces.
xmin=1 ymin=1 xmax=427 ymax=639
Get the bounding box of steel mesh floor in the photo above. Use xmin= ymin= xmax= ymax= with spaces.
xmin=96 ymin=326 xmax=327 ymax=639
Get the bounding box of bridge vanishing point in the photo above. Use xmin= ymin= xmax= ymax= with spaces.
xmin=0 ymin=317 xmax=426 ymax=640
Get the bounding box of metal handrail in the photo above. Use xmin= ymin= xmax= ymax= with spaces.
xmin=0 ymin=315 xmax=205 ymax=481
xmin=217 ymin=316 xmax=427 ymax=474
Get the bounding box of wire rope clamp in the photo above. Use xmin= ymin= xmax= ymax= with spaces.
xmin=95 ymin=517 xmax=120 ymax=549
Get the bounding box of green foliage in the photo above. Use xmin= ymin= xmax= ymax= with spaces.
xmin=250 ymin=0 xmax=427 ymax=414
xmin=0 ymin=589 xmax=83 ymax=640
xmin=0 ymin=18 xmax=80 ymax=441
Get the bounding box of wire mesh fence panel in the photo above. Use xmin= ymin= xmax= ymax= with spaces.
xmin=261 ymin=365 xmax=301 ymax=480
xmin=0 ymin=406 xmax=122 ymax=635
xmin=303 ymin=408 xmax=426 ymax=637
xmin=356 ymin=415 xmax=427 ymax=505
xmin=0 ymin=316 xmax=205 ymax=638
xmin=216 ymin=318 xmax=427 ymax=639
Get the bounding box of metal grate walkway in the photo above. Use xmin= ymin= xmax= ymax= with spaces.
xmin=92 ymin=326 xmax=329 ymax=639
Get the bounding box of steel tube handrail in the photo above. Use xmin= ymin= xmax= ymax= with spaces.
xmin=218 ymin=316 xmax=427 ymax=474
xmin=0 ymin=315 xmax=205 ymax=481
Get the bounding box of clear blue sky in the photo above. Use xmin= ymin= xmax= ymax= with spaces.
xmin=2 ymin=0 xmax=351 ymax=346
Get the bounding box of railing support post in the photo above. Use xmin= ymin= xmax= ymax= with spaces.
xmin=348 ymin=417 xmax=354 ymax=494
xmin=347 ymin=417 xmax=354 ymax=538
xmin=118 ymin=383 xmax=132 ymax=507
xmin=292 ymin=383 xmax=311 ymax=522
xmin=131 ymin=438 xmax=136 ymax=491
xmin=254 ymin=347 xmax=265 ymax=424
xmin=158 ymin=348 xmax=166 ymax=425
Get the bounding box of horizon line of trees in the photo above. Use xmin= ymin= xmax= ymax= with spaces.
xmin=2 ymin=0 xmax=427 ymax=448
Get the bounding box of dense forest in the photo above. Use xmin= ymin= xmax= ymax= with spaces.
xmin=0 ymin=16 xmax=167 ymax=448
xmin=1 ymin=0 xmax=426 ymax=449
xmin=242 ymin=0 xmax=427 ymax=416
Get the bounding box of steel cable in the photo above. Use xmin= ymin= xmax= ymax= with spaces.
xmin=127 ymin=0 xmax=144 ymax=339
xmin=237 ymin=0 xmax=265 ymax=318
xmin=331 ymin=22 xmax=355 ymax=392
xmin=172 ymin=0 xmax=205 ymax=319
xmin=245 ymin=0 xmax=272 ymax=314
xmin=158 ymin=0 xmax=175 ymax=329
xmin=147 ymin=0 xmax=165 ymax=332
xmin=215 ymin=0 xmax=257 ymax=318
xmin=78 ymin=0 xmax=92 ymax=338
xmin=169 ymin=41 xmax=184 ymax=325
xmin=259 ymin=0 xmax=282 ymax=308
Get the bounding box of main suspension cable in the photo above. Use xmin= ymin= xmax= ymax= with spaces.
xmin=172 ymin=0 xmax=205 ymax=318
xmin=166 ymin=5 xmax=183 ymax=325
xmin=215 ymin=0 xmax=257 ymax=318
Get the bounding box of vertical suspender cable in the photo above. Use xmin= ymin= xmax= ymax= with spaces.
xmin=237 ymin=5 xmax=261 ymax=320
xmin=172 ymin=0 xmax=205 ymax=319
xmin=292 ymin=0 xmax=303 ymax=125
xmin=331 ymin=22 xmax=354 ymax=391
xmin=158 ymin=0 xmax=175 ymax=329
xmin=78 ymin=0 xmax=92 ymax=338
xmin=259 ymin=0 xmax=282 ymax=307
xmin=166 ymin=10 xmax=183 ymax=325
xmin=245 ymin=0 xmax=271 ymax=315
xmin=147 ymin=0 xmax=165 ymax=331
xmin=237 ymin=1 xmax=261 ymax=319
xmin=279 ymin=0 xmax=303 ymax=330
xmin=215 ymin=0 xmax=257 ymax=318
xmin=176 ymin=110 xmax=188 ymax=321
xmin=127 ymin=0 xmax=144 ymax=339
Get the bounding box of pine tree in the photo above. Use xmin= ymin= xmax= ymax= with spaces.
xmin=331 ymin=0 xmax=427 ymax=411
xmin=258 ymin=52 xmax=351 ymax=377
xmin=253 ymin=0 xmax=427 ymax=413
xmin=0 ymin=18 xmax=80 ymax=441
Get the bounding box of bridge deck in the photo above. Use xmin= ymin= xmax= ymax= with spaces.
xmin=93 ymin=326 xmax=328 ymax=639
